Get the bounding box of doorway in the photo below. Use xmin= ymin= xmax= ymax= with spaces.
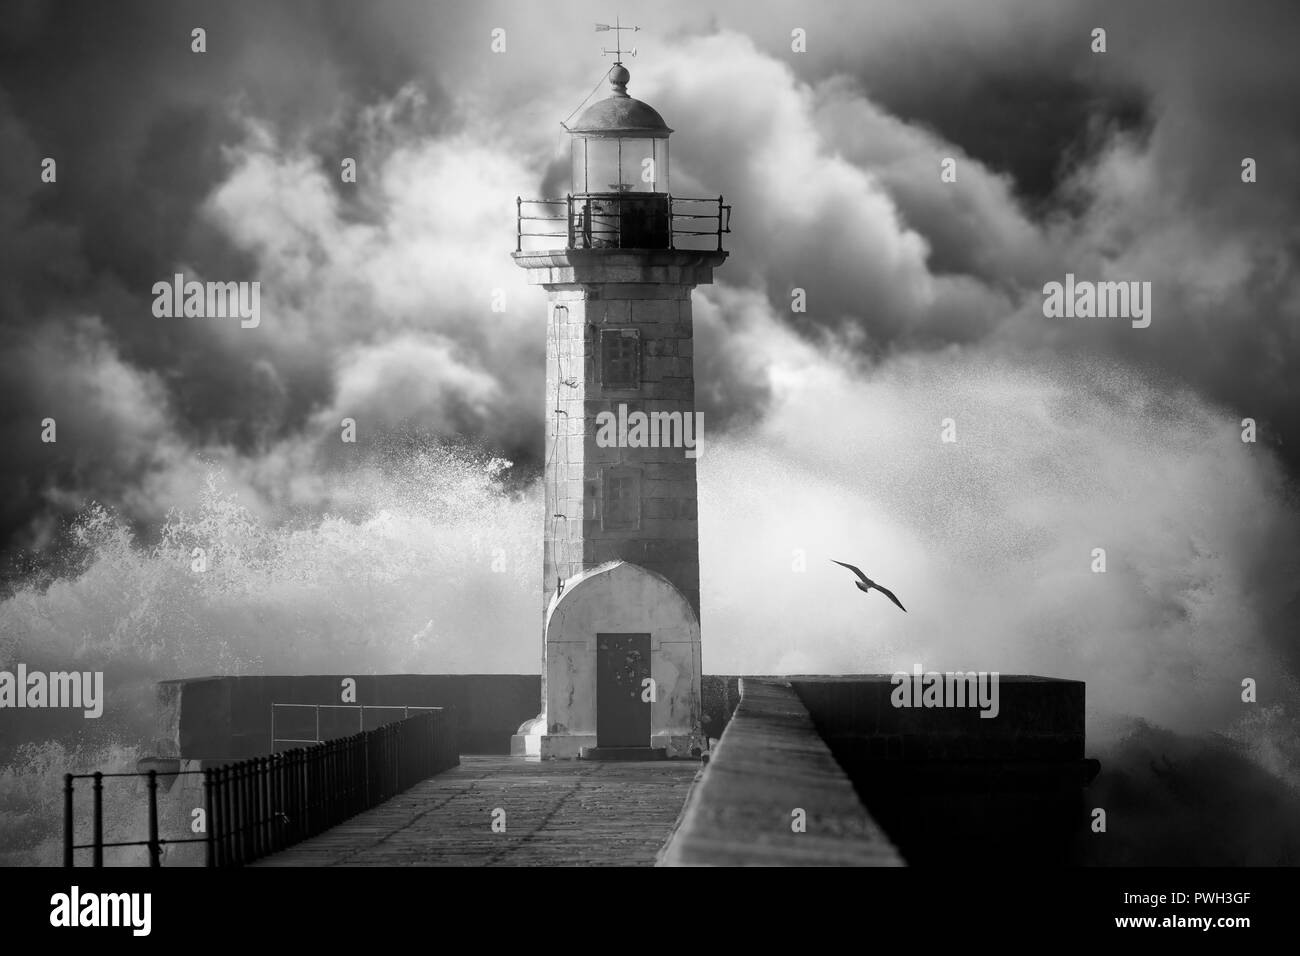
xmin=596 ymin=633 xmax=651 ymax=747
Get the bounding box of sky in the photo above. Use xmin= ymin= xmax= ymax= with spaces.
xmin=0 ymin=0 xmax=1298 ymax=692
xmin=1 ymin=0 xmax=1297 ymax=567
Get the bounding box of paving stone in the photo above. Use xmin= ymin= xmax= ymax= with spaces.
xmin=256 ymin=755 xmax=699 ymax=867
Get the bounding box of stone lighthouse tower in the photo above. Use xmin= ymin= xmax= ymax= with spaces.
xmin=511 ymin=56 xmax=728 ymax=759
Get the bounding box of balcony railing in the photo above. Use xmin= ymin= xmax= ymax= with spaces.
xmin=516 ymin=193 xmax=731 ymax=253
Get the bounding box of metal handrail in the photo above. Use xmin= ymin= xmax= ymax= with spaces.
xmin=270 ymin=702 xmax=439 ymax=750
xmin=516 ymin=194 xmax=731 ymax=252
xmin=62 ymin=709 xmax=458 ymax=868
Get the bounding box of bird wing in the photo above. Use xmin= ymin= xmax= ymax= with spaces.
xmin=830 ymin=559 xmax=871 ymax=587
xmin=872 ymin=583 xmax=907 ymax=613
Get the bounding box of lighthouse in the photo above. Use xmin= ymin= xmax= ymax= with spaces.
xmin=511 ymin=52 xmax=729 ymax=759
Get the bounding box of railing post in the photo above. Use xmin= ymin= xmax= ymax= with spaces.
xmin=717 ymin=195 xmax=724 ymax=252
xmin=213 ymin=767 xmax=223 ymax=866
xmin=244 ymin=760 xmax=253 ymax=864
xmin=307 ymin=747 xmax=316 ymax=835
xmin=266 ymin=755 xmax=273 ymax=854
xmin=668 ymin=195 xmax=675 ymax=250
xmin=272 ymin=754 xmax=283 ymax=852
xmin=229 ymin=763 xmax=238 ymax=865
xmin=247 ymin=759 xmax=258 ymax=862
xmin=566 ymin=195 xmax=574 ymax=248
xmin=394 ymin=724 xmax=400 ymax=794
xmin=280 ymin=754 xmax=290 ymax=847
xmin=262 ymin=756 xmax=272 ymax=856
xmin=354 ymin=736 xmax=363 ymax=814
xmin=307 ymin=747 xmax=315 ymax=835
xmin=330 ymin=741 xmax=338 ymax=825
xmin=516 ymin=196 xmax=522 ymax=253
xmin=281 ymin=754 xmax=291 ymax=847
xmin=325 ymin=742 xmax=334 ymax=827
xmin=265 ymin=756 xmax=275 ymax=854
xmin=252 ymin=758 xmax=263 ymax=859
xmin=240 ymin=761 xmax=251 ymax=865
xmin=91 ymin=771 xmax=103 ymax=868
xmin=230 ymin=763 xmax=239 ymax=865
xmin=344 ymin=738 xmax=352 ymax=815
xmin=63 ymin=774 xmax=74 ymax=868
xmin=221 ymin=765 xmax=232 ymax=865
xmin=326 ymin=741 xmax=334 ymax=826
xmin=146 ymin=769 xmax=160 ymax=867
xmin=204 ymin=769 xmax=215 ymax=867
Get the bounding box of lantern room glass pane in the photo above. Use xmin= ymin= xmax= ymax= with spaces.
xmin=584 ymin=138 xmax=622 ymax=192
xmin=571 ymin=140 xmax=585 ymax=194
xmin=621 ymin=138 xmax=662 ymax=193
xmin=572 ymin=136 xmax=668 ymax=194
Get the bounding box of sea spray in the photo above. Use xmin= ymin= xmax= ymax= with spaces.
xmin=2 ymin=356 xmax=1300 ymax=864
xmin=0 ymin=444 xmax=542 ymax=865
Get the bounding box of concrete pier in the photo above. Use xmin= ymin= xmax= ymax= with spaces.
xmin=151 ymin=672 xmax=1095 ymax=866
xmin=659 ymin=679 xmax=903 ymax=866
xmin=256 ymin=755 xmax=697 ymax=866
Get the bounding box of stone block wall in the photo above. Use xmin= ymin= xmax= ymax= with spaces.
xmin=540 ymin=280 xmax=702 ymax=617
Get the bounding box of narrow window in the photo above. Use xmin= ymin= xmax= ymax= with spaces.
xmin=602 ymin=467 xmax=641 ymax=531
xmin=600 ymin=328 xmax=641 ymax=390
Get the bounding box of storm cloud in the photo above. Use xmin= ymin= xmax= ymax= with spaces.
xmin=0 ymin=0 xmax=1297 ymax=571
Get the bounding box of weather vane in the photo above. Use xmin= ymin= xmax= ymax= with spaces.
xmin=595 ymin=17 xmax=639 ymax=63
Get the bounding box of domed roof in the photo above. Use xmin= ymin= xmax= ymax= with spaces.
xmin=566 ymin=65 xmax=672 ymax=137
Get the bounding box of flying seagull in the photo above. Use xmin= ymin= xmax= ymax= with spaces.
xmin=831 ymin=560 xmax=907 ymax=612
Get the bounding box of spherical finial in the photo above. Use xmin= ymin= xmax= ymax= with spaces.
xmin=609 ymin=63 xmax=630 ymax=96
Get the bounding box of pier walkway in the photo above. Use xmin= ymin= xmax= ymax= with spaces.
xmin=256 ymin=755 xmax=698 ymax=866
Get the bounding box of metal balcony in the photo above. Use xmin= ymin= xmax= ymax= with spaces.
xmin=516 ymin=193 xmax=731 ymax=253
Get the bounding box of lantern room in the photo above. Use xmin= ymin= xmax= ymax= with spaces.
xmin=568 ymin=65 xmax=670 ymax=193
xmin=564 ymin=64 xmax=672 ymax=248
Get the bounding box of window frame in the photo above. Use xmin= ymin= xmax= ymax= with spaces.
xmin=599 ymin=327 xmax=642 ymax=391
xmin=601 ymin=466 xmax=643 ymax=532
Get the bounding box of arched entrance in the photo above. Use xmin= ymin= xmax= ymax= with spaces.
xmin=516 ymin=560 xmax=703 ymax=759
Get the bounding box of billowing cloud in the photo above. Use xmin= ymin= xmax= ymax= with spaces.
xmin=3 ymin=1 xmax=1298 ymax=562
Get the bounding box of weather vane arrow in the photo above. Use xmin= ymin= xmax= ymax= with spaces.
xmin=595 ymin=17 xmax=639 ymax=61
